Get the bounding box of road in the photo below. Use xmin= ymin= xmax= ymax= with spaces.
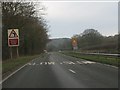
xmin=2 ymin=52 xmax=118 ymax=88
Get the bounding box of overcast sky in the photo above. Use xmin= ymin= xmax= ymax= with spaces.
xmin=40 ymin=1 xmax=118 ymax=39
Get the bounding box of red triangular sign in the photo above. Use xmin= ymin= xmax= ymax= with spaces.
xmin=9 ymin=30 xmax=18 ymax=38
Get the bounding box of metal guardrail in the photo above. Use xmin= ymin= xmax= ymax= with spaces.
xmin=74 ymin=52 xmax=120 ymax=57
xmin=62 ymin=51 xmax=119 ymax=66
xmin=86 ymin=53 xmax=119 ymax=56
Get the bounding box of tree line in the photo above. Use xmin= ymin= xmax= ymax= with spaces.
xmin=2 ymin=2 xmax=48 ymax=60
xmin=46 ymin=29 xmax=119 ymax=54
xmin=72 ymin=29 xmax=119 ymax=53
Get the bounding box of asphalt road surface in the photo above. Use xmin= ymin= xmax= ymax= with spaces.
xmin=2 ymin=52 xmax=118 ymax=88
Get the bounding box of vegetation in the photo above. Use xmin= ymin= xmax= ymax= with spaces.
xmin=47 ymin=29 xmax=119 ymax=54
xmin=2 ymin=2 xmax=49 ymax=60
xmin=62 ymin=51 xmax=119 ymax=67
xmin=2 ymin=54 xmax=44 ymax=76
xmin=72 ymin=29 xmax=119 ymax=53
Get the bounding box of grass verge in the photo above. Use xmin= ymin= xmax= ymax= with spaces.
xmin=2 ymin=54 xmax=45 ymax=78
xmin=62 ymin=51 xmax=119 ymax=67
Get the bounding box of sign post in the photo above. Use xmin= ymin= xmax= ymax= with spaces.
xmin=17 ymin=47 xmax=19 ymax=57
xmin=10 ymin=47 xmax=13 ymax=59
xmin=8 ymin=29 xmax=19 ymax=58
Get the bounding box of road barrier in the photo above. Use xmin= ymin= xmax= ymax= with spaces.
xmin=62 ymin=51 xmax=119 ymax=67
xmin=74 ymin=51 xmax=120 ymax=57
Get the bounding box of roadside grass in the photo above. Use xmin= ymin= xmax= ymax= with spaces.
xmin=2 ymin=54 xmax=45 ymax=75
xmin=62 ymin=52 xmax=119 ymax=67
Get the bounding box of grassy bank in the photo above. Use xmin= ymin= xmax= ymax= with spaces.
xmin=2 ymin=54 xmax=45 ymax=75
xmin=62 ymin=52 xmax=119 ymax=67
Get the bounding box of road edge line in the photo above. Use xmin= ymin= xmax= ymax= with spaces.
xmin=0 ymin=62 xmax=28 ymax=84
xmin=61 ymin=53 xmax=118 ymax=69
xmin=96 ymin=62 xmax=118 ymax=69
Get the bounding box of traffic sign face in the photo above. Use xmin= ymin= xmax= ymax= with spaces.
xmin=72 ymin=38 xmax=77 ymax=46
xmin=72 ymin=40 xmax=77 ymax=46
xmin=71 ymin=37 xmax=78 ymax=50
xmin=9 ymin=30 xmax=18 ymax=38
xmin=8 ymin=29 xmax=19 ymax=47
xmin=9 ymin=39 xmax=18 ymax=46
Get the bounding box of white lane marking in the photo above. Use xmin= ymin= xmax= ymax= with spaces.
xmin=33 ymin=63 xmax=35 ymax=65
xmin=68 ymin=61 xmax=75 ymax=65
xmin=63 ymin=61 xmax=75 ymax=65
xmin=78 ymin=60 xmax=118 ymax=69
xmin=44 ymin=62 xmax=48 ymax=65
xmin=81 ymin=61 xmax=96 ymax=64
xmin=76 ymin=61 xmax=83 ymax=64
xmin=96 ymin=62 xmax=118 ymax=69
xmin=0 ymin=63 xmax=28 ymax=84
xmin=69 ymin=69 xmax=76 ymax=74
xmin=48 ymin=62 xmax=55 ymax=65
xmin=28 ymin=63 xmax=31 ymax=65
xmin=40 ymin=62 xmax=55 ymax=65
xmin=40 ymin=62 xmax=43 ymax=65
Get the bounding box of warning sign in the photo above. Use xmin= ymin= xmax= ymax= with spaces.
xmin=9 ymin=30 xmax=18 ymax=38
xmin=72 ymin=40 xmax=77 ymax=46
xmin=8 ymin=29 xmax=19 ymax=47
xmin=72 ymin=38 xmax=77 ymax=46
xmin=8 ymin=29 xmax=19 ymax=38
xmin=71 ymin=37 xmax=78 ymax=50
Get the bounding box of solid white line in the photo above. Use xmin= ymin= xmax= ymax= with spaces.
xmin=96 ymin=62 xmax=118 ymax=69
xmin=0 ymin=63 xmax=28 ymax=84
xmin=69 ymin=69 xmax=76 ymax=74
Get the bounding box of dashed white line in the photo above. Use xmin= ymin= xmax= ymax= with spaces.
xmin=69 ymin=69 xmax=76 ymax=74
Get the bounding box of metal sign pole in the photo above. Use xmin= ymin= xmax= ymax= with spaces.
xmin=17 ymin=46 xmax=19 ymax=57
xmin=10 ymin=47 xmax=12 ymax=59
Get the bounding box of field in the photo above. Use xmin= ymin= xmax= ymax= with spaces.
xmin=62 ymin=51 xmax=119 ymax=67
